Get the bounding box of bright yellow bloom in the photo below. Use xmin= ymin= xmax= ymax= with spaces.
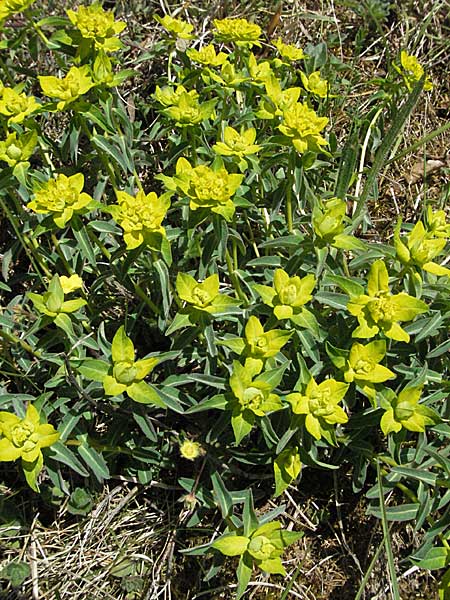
xmin=39 ymin=65 xmax=96 ymax=110
xmin=187 ymin=44 xmax=228 ymax=67
xmin=208 ymin=61 xmax=248 ymax=89
xmin=301 ymin=71 xmax=328 ymax=98
xmin=165 ymin=157 xmax=244 ymax=221
xmin=0 ymin=130 xmax=36 ymax=167
xmin=275 ymin=38 xmax=305 ymax=62
xmin=67 ymin=3 xmax=126 ymax=52
xmin=254 ymin=268 xmax=315 ymax=322
xmin=256 ymin=74 xmax=301 ymax=119
xmin=213 ymin=126 xmax=261 ymax=161
xmin=347 ymin=260 xmax=428 ymax=342
xmin=0 ymin=86 xmax=39 ymax=124
xmin=396 ymin=51 xmax=433 ymax=92
xmin=213 ymin=17 xmax=261 ymax=47
xmin=287 ymin=377 xmax=348 ymax=441
xmin=278 ymin=102 xmax=328 ymax=154
xmin=28 ymin=173 xmax=93 ymax=228
xmin=0 ymin=403 xmax=59 ymax=491
xmin=0 ymin=0 xmax=34 ymax=23
xmin=110 ymin=188 xmax=170 ymax=250
xmin=312 ymin=197 xmax=365 ymax=250
xmin=28 ymin=274 xmax=86 ymax=318
xmin=153 ymin=84 xmax=198 ymax=107
xmin=248 ymin=52 xmax=274 ymax=84
xmin=342 ymin=340 xmax=395 ymax=402
xmin=179 ymin=439 xmax=203 ymax=460
xmin=426 ymin=207 xmax=450 ymax=239
xmin=154 ymin=14 xmax=195 ymax=39
xmin=162 ymin=92 xmax=216 ymax=127
xmin=380 ymin=387 xmax=439 ymax=435
xmin=394 ymin=219 xmax=450 ymax=277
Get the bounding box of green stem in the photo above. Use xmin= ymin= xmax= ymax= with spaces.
xmin=286 ymin=150 xmax=296 ymax=233
xmin=79 ymin=117 xmax=118 ymax=188
xmin=0 ymin=328 xmax=42 ymax=358
xmin=51 ymin=232 xmax=74 ymax=275
xmin=225 ymin=249 xmax=248 ymax=304
xmin=133 ymin=282 xmax=160 ymax=316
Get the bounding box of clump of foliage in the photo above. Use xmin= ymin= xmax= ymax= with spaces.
xmin=0 ymin=2 xmax=449 ymax=598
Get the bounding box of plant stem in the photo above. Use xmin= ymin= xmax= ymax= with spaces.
xmin=0 ymin=328 xmax=42 ymax=358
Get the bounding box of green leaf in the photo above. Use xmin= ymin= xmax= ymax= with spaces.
xmin=111 ymin=325 xmax=134 ymax=363
xmin=211 ymin=471 xmax=233 ymax=519
xmin=53 ymin=313 xmax=75 ymax=337
xmin=325 ymin=274 xmax=365 ymax=297
xmin=242 ymin=489 xmax=259 ymax=537
xmin=236 ymin=553 xmax=253 ymax=600
xmin=1 ymin=560 xmax=31 ymax=588
xmin=67 ymin=487 xmax=93 ymax=516
xmin=257 ymin=363 xmax=288 ymax=389
xmin=231 ymin=410 xmax=254 ymax=445
xmin=127 ymin=381 xmax=166 ymax=407
xmin=212 ymin=535 xmax=249 ymax=556
xmin=415 ymin=547 xmax=450 ymax=571
xmin=77 ymin=438 xmax=110 ymax=482
xmin=47 ymin=441 xmax=89 ymax=477
xmin=185 ymin=394 xmax=228 ymax=414
xmin=77 ymin=359 xmax=110 ymax=382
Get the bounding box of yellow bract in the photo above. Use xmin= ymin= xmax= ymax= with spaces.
xmin=162 ymin=92 xmax=216 ymax=127
xmin=0 ymin=86 xmax=39 ymax=124
xmin=110 ymin=189 xmax=170 ymax=250
xmin=275 ymin=38 xmax=305 ymax=62
xmin=154 ymin=14 xmax=195 ymax=39
xmin=0 ymin=0 xmax=34 ymax=23
xmin=187 ymin=44 xmax=227 ymax=67
xmin=213 ymin=17 xmax=261 ymax=47
xmin=213 ymin=126 xmax=261 ymax=160
xmin=0 ymin=129 xmax=36 ymax=166
xmin=278 ymin=102 xmax=328 ymax=154
xmin=28 ymin=173 xmax=93 ymax=228
xmin=153 ymin=84 xmax=198 ymax=108
xmin=397 ymin=51 xmax=433 ymax=92
xmin=179 ymin=439 xmax=203 ymax=460
xmin=67 ymin=3 xmax=126 ymax=52
xmin=39 ymin=65 xmax=96 ymax=110
xmin=301 ymin=71 xmax=328 ymax=98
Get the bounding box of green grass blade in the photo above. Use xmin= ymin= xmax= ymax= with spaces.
xmin=377 ymin=460 xmax=401 ymax=600
xmin=352 ymin=76 xmax=425 ymax=230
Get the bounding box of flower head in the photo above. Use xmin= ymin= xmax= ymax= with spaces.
xmin=154 ymin=14 xmax=195 ymax=39
xmin=396 ymin=51 xmax=433 ymax=91
xmin=278 ymin=102 xmax=328 ymax=154
xmin=256 ymin=74 xmax=300 ymax=119
xmin=347 ymin=260 xmax=428 ymax=342
xmin=301 ymin=71 xmax=328 ymax=98
xmin=179 ymin=439 xmax=203 ymax=460
xmin=0 ymin=403 xmax=59 ymax=491
xmin=312 ymin=198 xmax=365 ymax=250
xmin=275 ymin=38 xmax=305 ymax=62
xmin=287 ymin=377 xmax=349 ymax=440
xmin=39 ymin=65 xmax=96 ymax=110
xmin=153 ymin=84 xmax=198 ymax=108
xmin=67 ymin=3 xmax=126 ymax=52
xmin=213 ymin=17 xmax=261 ymax=47
xmin=109 ymin=188 xmax=170 ymax=250
xmin=162 ymin=92 xmax=216 ymax=127
xmin=187 ymin=44 xmax=228 ymax=67
xmin=243 ymin=316 xmax=292 ymax=362
xmin=213 ymin=126 xmax=261 ymax=170
xmin=0 ymin=129 xmax=36 ymax=167
xmin=273 ymin=446 xmax=301 ymax=497
xmin=27 ymin=274 xmax=86 ymax=319
xmin=28 ymin=173 xmax=93 ymax=227
xmin=229 ymin=359 xmax=283 ymax=418
xmin=0 ymin=0 xmax=34 ymax=23
xmin=342 ymin=340 xmax=395 ymax=401
xmin=380 ymin=387 xmax=439 ymax=435
xmin=394 ymin=218 xmax=450 ymax=277
xmin=0 ymin=86 xmax=39 ymax=124
xmin=254 ymin=269 xmax=315 ymax=322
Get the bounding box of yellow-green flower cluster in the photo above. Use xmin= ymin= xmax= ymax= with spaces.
xmin=179 ymin=439 xmax=204 ymax=461
xmin=0 ymin=404 xmax=59 ymax=491
xmin=0 ymin=0 xmax=34 ymax=24
xmin=312 ymin=198 xmax=365 ymax=250
xmin=153 ymin=84 xmax=198 ymax=107
xmin=39 ymin=65 xmax=96 ymax=111
xmin=109 ymin=188 xmax=170 ymax=250
xmin=287 ymin=377 xmax=349 ymax=441
xmin=161 ymin=92 xmax=216 ymax=127
xmin=275 ymin=38 xmax=305 ymax=62
xmin=0 ymin=129 xmax=36 ymax=167
xmin=278 ymin=102 xmax=328 ymax=154
xmin=187 ymin=44 xmax=227 ymax=67
xmin=380 ymin=387 xmax=439 ymax=435
xmin=256 ymin=75 xmax=300 ymax=119
xmin=154 ymin=14 xmax=195 ymax=40
xmin=213 ymin=17 xmax=261 ymax=47
xmin=0 ymin=85 xmax=39 ymax=124
xmin=28 ymin=173 xmax=93 ymax=228
xmin=347 ymin=260 xmax=428 ymax=342
xmin=28 ymin=274 xmax=86 ymax=320
xmin=396 ymin=51 xmax=433 ymax=92
xmin=301 ymin=71 xmax=329 ymax=98
xmin=394 ymin=211 xmax=450 ymax=277
xmin=163 ymin=157 xmax=243 ymax=221
xmin=213 ymin=126 xmax=260 ymax=170
xmin=67 ymin=3 xmax=126 ymax=52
